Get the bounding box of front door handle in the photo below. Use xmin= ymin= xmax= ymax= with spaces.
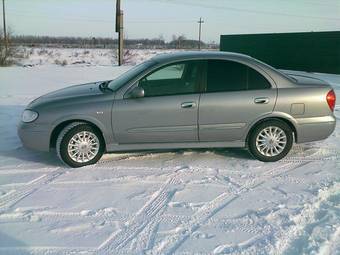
xmin=254 ymin=97 xmax=269 ymax=104
xmin=181 ymin=102 xmax=196 ymax=109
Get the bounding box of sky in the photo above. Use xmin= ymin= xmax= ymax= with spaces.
xmin=1 ymin=0 xmax=340 ymax=42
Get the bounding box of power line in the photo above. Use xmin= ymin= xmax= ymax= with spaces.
xmin=277 ymin=0 xmax=340 ymax=8
xmin=7 ymin=0 xmax=340 ymax=23
xmin=6 ymin=11 xmax=197 ymax=24
xmin=153 ymin=0 xmax=340 ymax=21
xmin=7 ymin=4 xmax=340 ymax=23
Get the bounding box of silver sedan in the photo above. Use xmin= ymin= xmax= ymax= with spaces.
xmin=18 ymin=52 xmax=336 ymax=167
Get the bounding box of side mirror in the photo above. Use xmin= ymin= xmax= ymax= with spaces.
xmin=127 ymin=86 xmax=144 ymax=99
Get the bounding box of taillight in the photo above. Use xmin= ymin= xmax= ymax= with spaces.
xmin=326 ymin=90 xmax=336 ymax=112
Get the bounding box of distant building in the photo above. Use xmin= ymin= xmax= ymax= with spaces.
xmin=220 ymin=31 xmax=340 ymax=74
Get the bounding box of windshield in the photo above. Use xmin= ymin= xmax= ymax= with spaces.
xmin=108 ymin=60 xmax=156 ymax=91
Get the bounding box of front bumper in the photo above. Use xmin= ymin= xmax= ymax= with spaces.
xmin=295 ymin=115 xmax=336 ymax=143
xmin=17 ymin=121 xmax=51 ymax=152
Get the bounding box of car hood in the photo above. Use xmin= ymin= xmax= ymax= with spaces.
xmin=27 ymin=82 xmax=107 ymax=108
xmin=42 ymin=82 xmax=103 ymax=99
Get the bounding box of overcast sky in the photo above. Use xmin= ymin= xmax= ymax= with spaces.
xmin=1 ymin=0 xmax=340 ymax=42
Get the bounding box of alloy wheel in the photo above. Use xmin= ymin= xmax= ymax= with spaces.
xmin=255 ymin=126 xmax=287 ymax=157
xmin=67 ymin=131 xmax=100 ymax=163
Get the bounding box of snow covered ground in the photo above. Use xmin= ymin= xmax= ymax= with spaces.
xmin=0 ymin=64 xmax=339 ymax=255
xmin=15 ymin=47 xmax=176 ymax=67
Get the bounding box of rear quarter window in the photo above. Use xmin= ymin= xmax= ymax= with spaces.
xmin=248 ymin=67 xmax=271 ymax=90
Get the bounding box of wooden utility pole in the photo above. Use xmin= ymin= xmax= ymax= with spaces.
xmin=2 ymin=0 xmax=7 ymax=50
xmin=116 ymin=0 xmax=123 ymax=66
xmin=197 ymin=17 xmax=204 ymax=50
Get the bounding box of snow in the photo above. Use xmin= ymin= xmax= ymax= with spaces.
xmin=0 ymin=60 xmax=340 ymax=254
xmin=15 ymin=47 xmax=176 ymax=67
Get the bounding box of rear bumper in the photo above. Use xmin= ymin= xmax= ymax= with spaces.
xmin=295 ymin=115 xmax=336 ymax=143
xmin=17 ymin=122 xmax=51 ymax=152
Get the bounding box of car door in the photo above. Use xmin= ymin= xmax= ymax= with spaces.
xmin=199 ymin=59 xmax=277 ymax=142
xmin=112 ymin=60 xmax=203 ymax=144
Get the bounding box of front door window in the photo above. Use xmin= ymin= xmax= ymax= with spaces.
xmin=139 ymin=61 xmax=201 ymax=97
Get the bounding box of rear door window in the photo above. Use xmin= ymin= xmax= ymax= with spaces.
xmin=206 ymin=60 xmax=271 ymax=92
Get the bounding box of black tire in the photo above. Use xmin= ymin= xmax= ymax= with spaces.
xmin=248 ymin=120 xmax=293 ymax=162
xmin=56 ymin=122 xmax=105 ymax=168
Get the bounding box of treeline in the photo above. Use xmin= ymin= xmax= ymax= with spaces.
xmin=11 ymin=35 xmax=218 ymax=49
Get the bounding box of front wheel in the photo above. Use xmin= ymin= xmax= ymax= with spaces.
xmin=248 ymin=120 xmax=293 ymax=162
xmin=56 ymin=122 xmax=105 ymax=167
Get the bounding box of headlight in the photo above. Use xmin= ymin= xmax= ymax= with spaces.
xmin=22 ymin=110 xmax=39 ymax=123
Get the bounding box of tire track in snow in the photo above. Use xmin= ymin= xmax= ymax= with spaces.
xmin=150 ymin=161 xmax=312 ymax=254
xmin=96 ymin=166 xmax=188 ymax=254
xmin=0 ymin=246 xmax=96 ymax=255
xmin=210 ymin=156 xmax=338 ymax=254
xmin=0 ymin=167 xmax=64 ymax=213
xmin=98 ymin=152 xmax=164 ymax=165
xmin=0 ymin=207 xmax=128 ymax=225
xmin=282 ymin=148 xmax=340 ymax=163
xmin=0 ymin=167 xmax=59 ymax=175
xmin=152 ymin=191 xmax=239 ymax=254
xmin=284 ymin=145 xmax=339 ymax=160
xmin=0 ymin=145 xmax=333 ymax=253
xmin=110 ymin=146 xmax=327 ymax=254
xmin=129 ymin=207 xmax=162 ymax=254
xmin=208 ymin=147 xmax=339 ymax=255
xmin=51 ymin=176 xmax=161 ymax=186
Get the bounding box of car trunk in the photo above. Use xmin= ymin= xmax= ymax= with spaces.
xmin=280 ymin=70 xmax=331 ymax=88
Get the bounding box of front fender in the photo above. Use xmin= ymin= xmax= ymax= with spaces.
xmin=51 ymin=114 xmax=113 ymax=148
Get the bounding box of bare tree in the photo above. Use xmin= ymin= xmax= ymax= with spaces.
xmin=172 ymin=34 xmax=178 ymax=42
xmin=177 ymin=34 xmax=186 ymax=49
xmin=0 ymin=27 xmax=15 ymax=66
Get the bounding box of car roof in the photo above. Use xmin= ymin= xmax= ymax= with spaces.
xmin=149 ymin=51 xmax=296 ymax=87
xmin=151 ymin=51 xmax=252 ymax=64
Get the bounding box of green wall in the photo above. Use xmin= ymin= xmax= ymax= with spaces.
xmin=220 ymin=31 xmax=340 ymax=74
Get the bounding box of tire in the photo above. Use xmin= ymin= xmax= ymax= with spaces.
xmin=248 ymin=120 xmax=293 ymax=162
xmin=56 ymin=122 xmax=105 ymax=167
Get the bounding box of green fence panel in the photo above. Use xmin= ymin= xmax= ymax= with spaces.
xmin=220 ymin=31 xmax=340 ymax=74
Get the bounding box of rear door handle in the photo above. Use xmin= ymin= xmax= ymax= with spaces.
xmin=181 ymin=102 xmax=196 ymax=109
xmin=254 ymin=97 xmax=269 ymax=104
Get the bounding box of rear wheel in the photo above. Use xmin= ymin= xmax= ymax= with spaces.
xmin=56 ymin=122 xmax=104 ymax=167
xmin=248 ymin=120 xmax=293 ymax=162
